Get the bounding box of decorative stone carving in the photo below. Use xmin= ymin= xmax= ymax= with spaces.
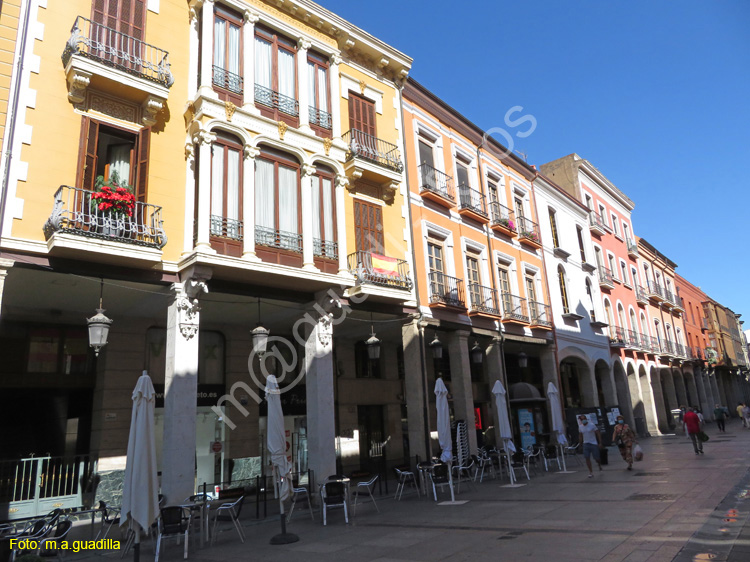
xmin=302 ymin=164 xmax=315 ymax=177
xmin=185 ymin=142 xmax=195 ymax=160
xmin=336 ymin=174 xmax=351 ymax=191
xmin=243 ymin=144 xmax=259 ymax=160
xmin=142 ymin=95 xmax=164 ymax=126
xmin=225 ymin=101 xmax=236 ymax=121
xmin=359 ymin=80 xmax=366 ymax=95
xmin=297 ymin=38 xmax=312 ymax=51
xmin=67 ymin=70 xmax=91 ymax=104
xmin=193 ymin=130 xmax=216 ymax=145
xmin=329 ymin=54 xmax=342 ymax=66
xmin=175 ymin=272 xmax=210 ymax=340
xmin=323 ymin=137 xmax=333 ymax=156
xmin=244 ymin=10 xmax=260 ymax=24
xmin=318 ymin=313 xmax=333 ymax=347
xmin=382 ymin=180 xmax=399 ymax=203
xmin=278 ymin=121 xmax=288 ymax=140
xmin=89 ymin=93 xmax=138 ymax=123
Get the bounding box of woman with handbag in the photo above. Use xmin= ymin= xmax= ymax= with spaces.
xmin=612 ymin=415 xmax=637 ymax=470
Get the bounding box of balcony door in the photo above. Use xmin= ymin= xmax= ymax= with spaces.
xmin=497 ymin=264 xmax=512 ymax=312
xmin=348 ymin=93 xmax=376 ymax=156
xmin=466 ymin=256 xmax=480 ymax=307
xmin=428 ymin=240 xmax=445 ymax=299
xmin=418 ymin=139 xmax=436 ymax=189
xmin=353 ymin=200 xmax=384 ymax=255
xmin=525 ymin=275 xmax=538 ymax=318
xmin=92 ymin=0 xmax=146 ymax=70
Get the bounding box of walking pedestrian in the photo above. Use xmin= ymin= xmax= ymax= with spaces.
xmin=742 ymin=404 xmax=750 ymax=429
xmin=611 ymin=415 xmax=637 ymax=470
xmin=683 ymin=406 xmax=704 ymax=455
xmin=713 ymin=404 xmax=726 ymax=432
xmin=578 ymin=415 xmax=602 ymax=478
xmin=736 ymin=402 xmax=746 ymax=428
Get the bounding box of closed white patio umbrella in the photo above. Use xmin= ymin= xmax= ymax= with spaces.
xmin=266 ymin=375 xmax=298 ymax=544
xmin=491 ymin=380 xmax=521 ymax=487
xmin=120 ymin=371 xmax=159 ymax=562
xmin=435 ymin=378 xmax=457 ymax=503
xmin=547 ymin=382 xmax=572 ymax=473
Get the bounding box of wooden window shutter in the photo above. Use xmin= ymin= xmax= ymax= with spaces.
xmin=78 ymin=117 xmax=99 ymax=192
xmin=348 ymin=95 xmax=358 ymax=132
xmin=354 ymin=200 xmax=363 ymax=251
xmin=136 ymin=127 xmax=150 ymax=202
xmin=373 ymin=205 xmax=384 ymax=253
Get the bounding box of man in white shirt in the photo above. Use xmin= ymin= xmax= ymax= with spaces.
xmin=578 ymin=415 xmax=603 ymax=478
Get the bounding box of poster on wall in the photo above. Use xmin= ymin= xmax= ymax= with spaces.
xmin=518 ymin=408 xmax=536 ymax=449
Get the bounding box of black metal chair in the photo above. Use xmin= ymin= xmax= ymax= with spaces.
xmin=210 ymin=495 xmax=245 ymax=545
xmin=428 ymin=463 xmax=452 ymax=501
xmin=321 ymin=481 xmax=348 ymax=525
xmin=155 ymin=506 xmax=190 ymax=562
xmin=38 ymin=519 xmax=72 ymax=560
xmin=393 ymin=468 xmax=420 ymax=500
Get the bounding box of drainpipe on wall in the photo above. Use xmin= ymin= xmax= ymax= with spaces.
xmin=397 ymin=81 xmax=432 ymax=458
xmin=0 ymin=0 xmax=33 ymax=242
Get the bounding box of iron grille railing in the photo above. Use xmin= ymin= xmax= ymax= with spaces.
xmin=638 ymin=333 xmax=650 ymax=351
xmin=650 ymin=337 xmax=662 ymax=354
xmin=702 ymin=317 xmax=710 ymax=330
xmin=598 ymin=266 xmax=615 ymax=286
xmin=44 ymin=185 xmax=167 ymax=249
xmin=627 ymin=239 xmax=639 ymax=256
xmin=254 ymin=83 xmax=299 ymax=117
xmin=309 ymin=106 xmax=332 ymax=129
xmin=489 ymin=201 xmax=516 ymax=232
xmin=418 ymin=163 xmax=455 ymax=203
xmin=610 ymin=326 xmax=627 ymax=346
xmin=636 ymin=285 xmax=649 ymax=302
xmin=662 ymin=340 xmax=675 ymax=356
xmin=468 ymin=283 xmax=499 ymax=315
xmin=694 ymin=347 xmax=704 ymax=360
xmin=348 ymin=251 xmax=411 ymax=290
xmin=517 ymin=216 xmax=541 ymax=245
xmin=255 ymin=225 xmax=302 ymax=253
xmin=210 ymin=215 xmax=242 ymax=240
xmin=501 ymin=293 xmax=529 ymax=323
xmin=343 ymin=129 xmax=403 ymax=172
xmin=588 ymin=211 xmax=608 ymax=231
xmin=458 ymin=184 xmax=488 ymax=218
xmin=428 ymin=272 xmax=465 ymax=308
xmin=626 ymin=329 xmax=640 ymax=348
xmin=675 ymin=343 xmax=685 ymax=358
xmin=664 ymin=287 xmax=674 ymax=304
xmin=62 ymin=16 xmax=173 ymax=87
xmin=0 ymin=455 xmax=92 ymax=505
xmin=314 ymin=238 xmax=338 ymax=259
xmin=529 ymin=301 xmax=552 ymax=327
xmin=213 ymin=65 xmax=243 ymax=94
xmin=647 ymin=281 xmax=664 ymax=299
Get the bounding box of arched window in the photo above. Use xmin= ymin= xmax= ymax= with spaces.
xmin=210 ymin=131 xmax=243 ymax=256
xmin=640 ymin=313 xmax=648 ymax=337
xmin=558 ymin=266 xmax=569 ymax=314
xmin=617 ymin=304 xmax=626 ymax=328
xmin=604 ymin=299 xmax=613 ymax=327
xmin=255 ymin=146 xmax=302 ymax=264
xmin=629 ymin=309 xmax=638 ymax=332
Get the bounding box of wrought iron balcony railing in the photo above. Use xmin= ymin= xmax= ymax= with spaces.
xmin=428 ymin=272 xmax=465 ymax=308
xmin=638 ymin=333 xmax=651 ymax=351
xmin=598 ymin=266 xmax=615 ymax=287
xmin=588 ymin=211 xmax=608 ymax=233
xmin=44 ymin=185 xmax=167 ymax=249
xmin=489 ymin=201 xmax=516 ymax=232
xmin=662 ymin=340 xmax=675 ymax=356
xmin=458 ymin=184 xmax=488 ymax=218
xmin=702 ymin=317 xmax=710 ymax=330
xmin=529 ymin=301 xmax=552 ymax=327
xmin=418 ymin=163 xmax=455 ymax=203
xmin=501 ymin=293 xmax=529 ymax=323
xmin=636 ymin=285 xmax=649 ymax=303
xmin=517 ymin=216 xmax=541 ymax=245
xmin=63 ymin=16 xmax=173 ymax=87
xmin=210 ymin=215 xmax=242 ymax=240
xmin=626 ymin=239 xmax=639 ymax=257
xmin=348 ymin=250 xmax=412 ymax=290
xmin=309 ymin=106 xmax=332 ymax=129
xmin=213 ymin=65 xmax=243 ymax=94
xmin=343 ymin=129 xmax=403 ymax=172
xmin=648 ymin=336 xmax=661 ymax=354
xmin=468 ymin=283 xmax=500 ymax=315
xmin=314 ymin=238 xmax=338 ymax=260
xmin=647 ymin=281 xmax=664 ymax=300
xmin=254 ymin=83 xmax=299 ymax=117
xmin=610 ymin=326 xmax=626 ymax=346
xmin=675 ymin=343 xmax=685 ymax=358
xmin=663 ymin=287 xmax=675 ymax=305
xmin=625 ymin=329 xmax=640 ymax=349
xmin=255 ymin=225 xmax=302 ymax=253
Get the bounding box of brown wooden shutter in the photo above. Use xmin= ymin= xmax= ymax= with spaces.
xmin=354 ymin=199 xmax=383 ymax=254
xmin=79 ymin=117 xmax=99 ymax=192
xmin=135 ymin=127 xmax=150 ymax=202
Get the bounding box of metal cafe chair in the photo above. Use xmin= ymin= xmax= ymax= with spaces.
xmin=351 ymin=475 xmax=380 ymax=515
xmin=210 ymin=496 xmax=246 ymax=545
xmin=155 ymin=506 xmax=190 ymax=562
xmin=38 ymin=519 xmax=73 ymax=561
xmin=428 ymin=463 xmax=452 ymax=501
xmin=287 ymin=486 xmax=315 ymax=522
xmin=321 ymin=481 xmax=349 ymax=526
xmin=393 ymin=468 xmax=420 ymax=500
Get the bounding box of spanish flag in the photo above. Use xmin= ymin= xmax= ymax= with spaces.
xmin=371 ymin=253 xmax=399 ymax=277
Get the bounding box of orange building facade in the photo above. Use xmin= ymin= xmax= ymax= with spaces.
xmin=401 ymin=80 xmax=555 ymax=457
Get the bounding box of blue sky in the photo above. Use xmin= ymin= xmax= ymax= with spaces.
xmin=323 ymin=0 xmax=750 ymax=320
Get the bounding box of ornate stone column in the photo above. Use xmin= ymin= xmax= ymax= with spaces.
xmin=328 ymin=54 xmax=342 ymax=139
xmin=242 ymin=10 xmax=260 ymax=111
xmin=242 ymin=144 xmax=259 ymax=259
xmin=335 ymin=174 xmax=348 ymax=274
xmin=401 ymin=319 xmax=428 ymax=460
xmin=448 ymin=330 xmax=478 ymax=454
xmin=194 ymin=130 xmax=216 ymax=252
xmin=300 ymin=164 xmax=316 ymax=270
xmin=162 ymin=267 xmax=212 ymax=503
xmin=297 ymin=38 xmax=312 ymax=132
xmin=198 ymin=0 xmax=216 ymax=98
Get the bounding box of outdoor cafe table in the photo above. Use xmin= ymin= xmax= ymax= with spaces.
xmin=179 ymin=498 xmax=222 ymax=548
xmin=417 ymin=461 xmax=438 ymax=497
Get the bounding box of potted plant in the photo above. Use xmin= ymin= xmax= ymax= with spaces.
xmin=90 ymin=172 xmax=136 ymax=236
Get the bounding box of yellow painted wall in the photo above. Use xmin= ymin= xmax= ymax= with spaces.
xmin=13 ymin=0 xmax=191 ymax=262
xmin=0 ymin=0 xmax=21 ymax=142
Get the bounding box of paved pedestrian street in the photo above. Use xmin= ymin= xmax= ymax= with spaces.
xmin=84 ymin=422 xmax=750 ymax=562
